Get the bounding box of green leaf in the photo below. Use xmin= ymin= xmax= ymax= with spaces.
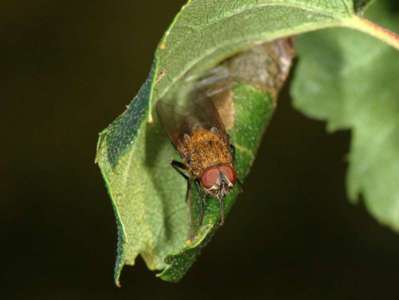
xmin=291 ymin=3 xmax=399 ymax=230
xmin=96 ymin=0 xmax=369 ymax=284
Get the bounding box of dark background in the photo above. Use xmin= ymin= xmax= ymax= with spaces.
xmin=2 ymin=1 xmax=399 ymax=299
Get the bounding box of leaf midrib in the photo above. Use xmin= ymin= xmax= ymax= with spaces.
xmin=196 ymin=1 xmax=349 ymax=30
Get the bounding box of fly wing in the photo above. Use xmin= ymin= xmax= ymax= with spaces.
xmin=156 ymin=66 xmax=232 ymax=148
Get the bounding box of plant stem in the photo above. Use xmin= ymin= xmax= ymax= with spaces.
xmin=344 ymin=16 xmax=399 ymax=51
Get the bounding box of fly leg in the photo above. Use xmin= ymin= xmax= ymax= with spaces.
xmin=230 ymin=144 xmax=236 ymax=161
xmin=186 ymin=179 xmax=196 ymax=239
xmin=171 ymin=161 xmax=196 ymax=237
xmin=198 ymin=189 xmax=208 ymax=226
xmin=219 ymin=198 xmax=225 ymax=226
xmin=171 ymin=160 xmax=189 ymax=179
xmin=236 ymin=179 xmax=244 ymax=193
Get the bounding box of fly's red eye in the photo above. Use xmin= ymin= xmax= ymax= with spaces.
xmin=200 ymin=167 xmax=220 ymax=189
xmin=219 ymin=165 xmax=236 ymax=185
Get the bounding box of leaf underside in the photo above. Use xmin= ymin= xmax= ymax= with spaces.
xmin=96 ymin=0 xmax=369 ymax=284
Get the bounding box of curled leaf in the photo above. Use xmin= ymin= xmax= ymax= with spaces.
xmin=96 ymin=0 xmax=366 ymax=284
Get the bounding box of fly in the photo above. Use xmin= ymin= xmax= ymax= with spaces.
xmin=156 ymin=39 xmax=295 ymax=227
xmin=156 ymin=66 xmax=238 ymax=226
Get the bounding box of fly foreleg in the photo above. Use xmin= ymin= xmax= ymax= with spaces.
xmin=199 ymin=188 xmax=208 ymax=226
xmin=171 ymin=161 xmax=196 ymax=235
xmin=230 ymin=144 xmax=236 ymax=161
xmin=236 ymin=179 xmax=244 ymax=193
xmin=219 ymin=198 xmax=225 ymax=226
